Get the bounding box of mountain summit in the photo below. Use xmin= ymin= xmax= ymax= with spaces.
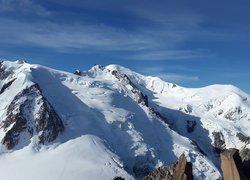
xmin=0 ymin=61 xmax=249 ymax=180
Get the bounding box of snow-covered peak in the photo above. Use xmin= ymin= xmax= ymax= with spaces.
xmin=0 ymin=60 xmax=249 ymax=179
xmin=106 ymin=64 xmax=133 ymax=73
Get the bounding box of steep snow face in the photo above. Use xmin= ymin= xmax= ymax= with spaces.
xmin=0 ymin=61 xmax=249 ymax=179
xmin=106 ymin=64 xmax=250 ymax=135
xmin=29 ymin=64 xmax=220 ymax=179
xmin=106 ymin=64 xmax=250 ymax=170
xmin=143 ymin=77 xmax=250 ymax=149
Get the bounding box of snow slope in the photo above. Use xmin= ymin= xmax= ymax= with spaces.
xmin=0 ymin=61 xmax=249 ymax=179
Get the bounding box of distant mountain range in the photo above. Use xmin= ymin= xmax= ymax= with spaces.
xmin=0 ymin=60 xmax=249 ymax=179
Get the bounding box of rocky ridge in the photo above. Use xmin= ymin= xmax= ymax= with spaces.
xmin=0 ymin=61 xmax=64 ymax=150
xmin=144 ymin=154 xmax=193 ymax=180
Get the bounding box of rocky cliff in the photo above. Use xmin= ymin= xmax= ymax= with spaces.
xmin=144 ymin=154 xmax=193 ymax=180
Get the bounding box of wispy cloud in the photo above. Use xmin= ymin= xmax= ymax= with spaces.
xmin=0 ymin=18 xmax=158 ymax=51
xmin=139 ymin=66 xmax=199 ymax=83
xmin=0 ymin=0 xmax=222 ymax=61
xmin=129 ymin=49 xmax=215 ymax=61
xmin=0 ymin=0 xmax=51 ymax=17
xmin=157 ymin=73 xmax=199 ymax=83
xmin=0 ymin=17 xmax=217 ymax=61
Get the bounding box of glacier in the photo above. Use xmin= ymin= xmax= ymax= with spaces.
xmin=0 ymin=60 xmax=249 ymax=180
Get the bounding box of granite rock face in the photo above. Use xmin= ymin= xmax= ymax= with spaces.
xmin=0 ymin=84 xmax=64 ymax=149
xmin=173 ymin=154 xmax=193 ymax=180
xmin=212 ymin=131 xmax=225 ymax=153
xmin=144 ymin=154 xmax=193 ymax=180
xmin=220 ymin=148 xmax=248 ymax=180
xmin=144 ymin=166 xmax=173 ymax=180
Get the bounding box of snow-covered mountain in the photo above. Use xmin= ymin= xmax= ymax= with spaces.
xmin=0 ymin=60 xmax=249 ymax=180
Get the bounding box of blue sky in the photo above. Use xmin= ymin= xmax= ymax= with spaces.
xmin=0 ymin=0 xmax=250 ymax=93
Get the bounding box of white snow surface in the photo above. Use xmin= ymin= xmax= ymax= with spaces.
xmin=0 ymin=61 xmax=249 ymax=180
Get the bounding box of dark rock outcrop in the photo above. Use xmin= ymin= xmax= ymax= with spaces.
xmin=220 ymin=148 xmax=248 ymax=180
xmin=0 ymin=84 xmax=64 ymax=149
xmin=224 ymin=106 xmax=247 ymax=121
xmin=111 ymin=70 xmax=148 ymax=106
xmin=0 ymin=62 xmax=11 ymax=80
xmin=212 ymin=131 xmax=225 ymax=154
xmin=111 ymin=69 xmax=170 ymax=125
xmin=0 ymin=61 xmax=17 ymax=94
xmin=237 ymin=133 xmax=250 ymax=144
xmin=239 ymin=147 xmax=250 ymax=179
xmin=74 ymin=70 xmax=82 ymax=76
xmin=113 ymin=177 xmax=125 ymax=180
xmin=240 ymin=148 xmax=250 ymax=162
xmin=0 ymin=78 xmax=16 ymax=94
xmin=144 ymin=154 xmax=193 ymax=180
xmin=186 ymin=120 xmax=197 ymax=133
xmin=149 ymin=109 xmax=169 ymax=124
xmin=144 ymin=166 xmax=173 ymax=180
xmin=237 ymin=132 xmax=250 ymax=178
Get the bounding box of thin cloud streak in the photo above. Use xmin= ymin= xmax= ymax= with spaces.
xmin=0 ymin=18 xmax=157 ymax=51
xmin=139 ymin=66 xmax=199 ymax=83
xmin=0 ymin=0 xmax=51 ymax=17
xmin=0 ymin=17 xmax=216 ymax=60
xmin=130 ymin=49 xmax=215 ymax=61
xmin=158 ymin=73 xmax=199 ymax=83
xmin=0 ymin=0 xmax=223 ymax=61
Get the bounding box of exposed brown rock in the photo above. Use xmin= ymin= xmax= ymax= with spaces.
xmin=173 ymin=154 xmax=193 ymax=180
xmin=144 ymin=154 xmax=193 ymax=180
xmin=144 ymin=166 xmax=173 ymax=180
xmin=220 ymin=148 xmax=248 ymax=180
xmin=1 ymin=115 xmax=27 ymax=149
xmin=0 ymin=84 xmax=64 ymax=149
